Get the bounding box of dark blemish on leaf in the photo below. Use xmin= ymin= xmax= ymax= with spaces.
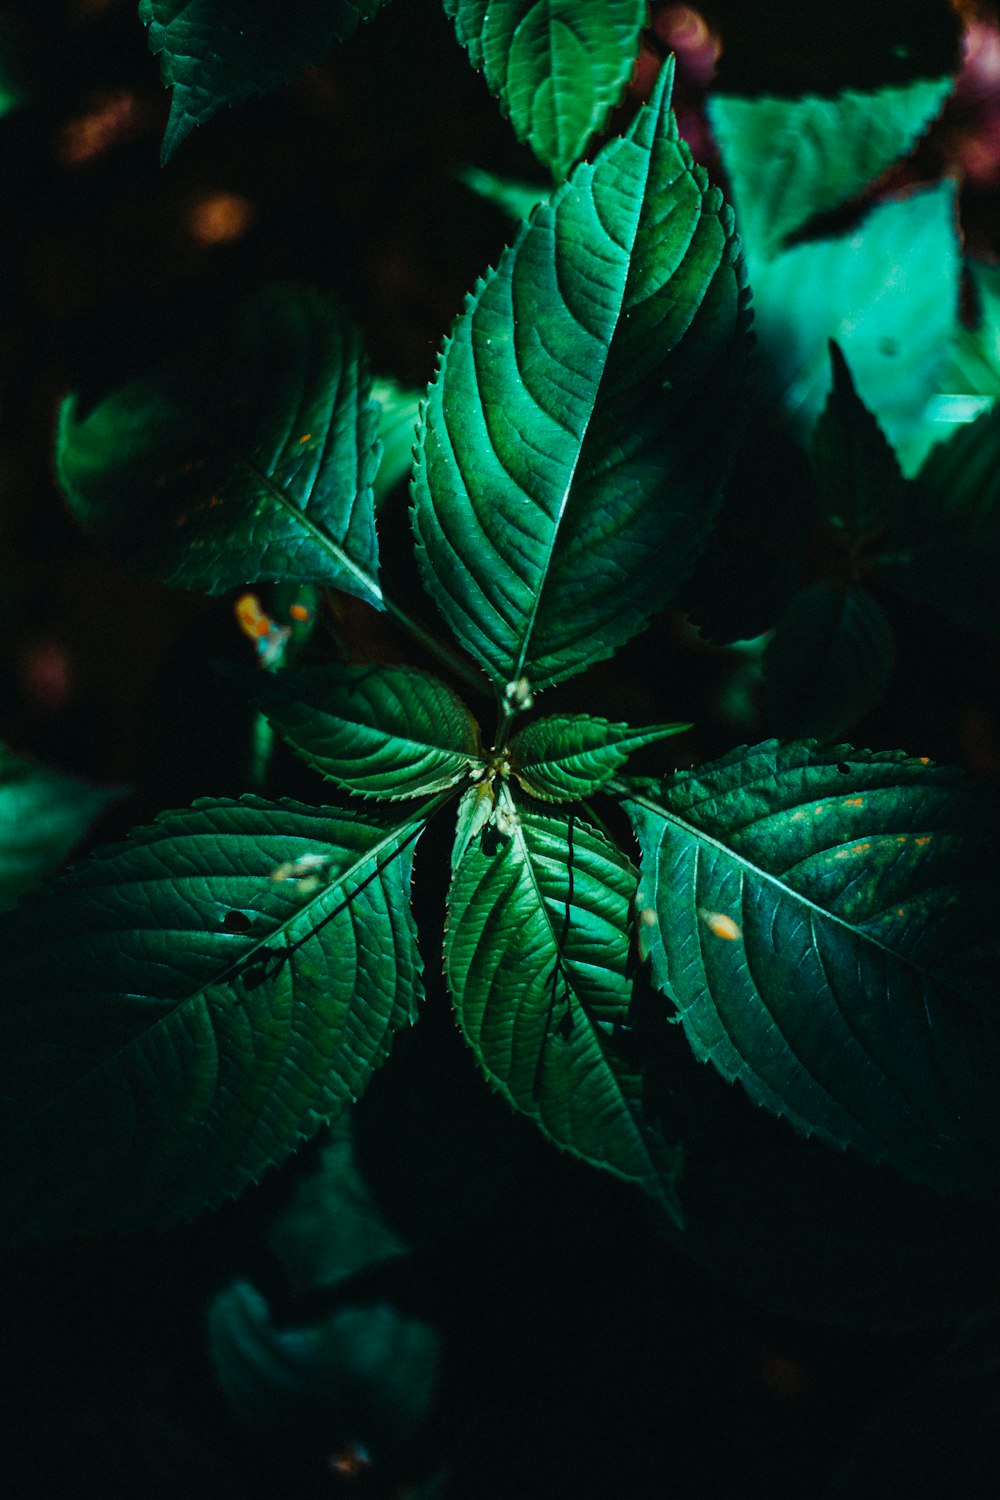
xmin=222 ymin=909 xmax=253 ymax=934
xmin=836 ymin=762 xmax=850 ymax=774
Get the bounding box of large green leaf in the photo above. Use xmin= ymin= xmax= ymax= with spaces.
xmin=445 ymin=0 xmax=646 ymax=178
xmin=56 ymin=285 xmax=382 ymax=607
xmin=709 ymin=77 xmax=952 ymax=263
xmin=0 ymin=745 xmax=118 ymax=913
xmin=141 ymin=0 xmax=388 ymax=161
xmin=624 ymin=740 xmax=1000 ymax=1197
xmin=509 ymin=713 xmax=688 ymax=802
xmin=445 ymin=783 xmax=682 ymax=1220
xmin=412 ymin=61 xmax=749 ymax=695
xmin=253 ymin=662 xmax=483 ymax=799
xmin=810 ymin=341 xmax=906 ymax=539
xmin=0 ymin=794 xmax=434 ymax=1241
xmin=751 ymin=184 xmax=959 ymax=455
xmin=884 ymin=404 xmax=1000 ymax=636
xmin=764 ymin=582 xmax=894 ymax=740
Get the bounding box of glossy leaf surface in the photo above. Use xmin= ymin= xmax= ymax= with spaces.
xmin=709 ymin=78 xmax=952 ymax=262
xmin=413 ymin=61 xmax=749 ymax=694
xmin=752 ymin=184 xmax=959 ymax=453
xmin=0 ymin=795 xmax=429 ymax=1241
xmin=254 ymin=662 xmax=482 ymax=798
xmin=0 ymin=745 xmax=117 ymax=913
xmin=445 ymin=0 xmax=646 ymax=178
xmin=57 ymin=286 xmax=382 ymax=606
xmin=510 ymin=713 xmax=688 ymax=801
xmin=446 ymin=784 xmax=682 ymax=1220
xmin=626 ymin=740 xmax=1000 ymax=1196
xmin=141 ymin=0 xmax=387 ymax=160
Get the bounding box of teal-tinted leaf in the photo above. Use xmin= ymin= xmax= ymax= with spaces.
xmin=370 ymin=378 xmax=422 ymax=512
xmin=254 ymin=662 xmax=482 ymax=798
xmin=884 ymin=404 xmax=1000 ymax=636
xmin=445 ymin=0 xmax=646 ymax=178
xmin=141 ymin=0 xmax=388 ymax=161
xmin=445 ymin=784 xmax=682 ymax=1220
xmin=942 ymin=259 xmax=1000 ymax=398
xmin=0 ymin=745 xmax=118 ymax=913
xmin=455 ymin=162 xmax=550 ymax=222
xmin=752 ymin=184 xmax=959 ymax=454
xmin=209 ymin=1280 xmax=438 ymax=1462
xmin=764 ymin=582 xmax=894 ymax=740
xmin=811 ymin=341 xmax=906 ymax=538
xmin=625 ymin=740 xmax=1000 ymax=1196
xmin=709 ymin=77 xmax=952 ymax=262
xmin=510 ymin=713 xmax=689 ymax=802
xmin=413 ymin=61 xmax=749 ymax=695
xmin=56 ymin=285 xmax=382 ymax=607
xmin=0 ymin=794 xmax=433 ymax=1241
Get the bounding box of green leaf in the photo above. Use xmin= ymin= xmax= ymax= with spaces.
xmin=751 ymin=183 xmax=959 ymax=455
xmin=709 ymin=77 xmax=952 ymax=262
xmin=0 ymin=794 xmax=433 ymax=1241
xmin=253 ymin=662 xmax=482 ymax=799
xmin=0 ymin=745 xmax=118 ymax=913
xmin=624 ymin=740 xmax=1000 ymax=1197
xmin=141 ymin=0 xmax=388 ymax=161
xmin=445 ymin=784 xmax=682 ymax=1220
xmin=56 ymin=286 xmax=382 ymax=607
xmin=509 ymin=714 xmax=689 ymax=802
xmin=764 ymin=582 xmax=894 ymax=740
xmin=209 ymin=1280 xmax=439 ymax=1462
xmin=942 ymin=259 xmax=1000 ymax=398
xmin=884 ymin=404 xmax=1000 ymax=636
xmin=445 ymin=0 xmax=646 ymax=178
xmin=412 ymin=61 xmax=749 ymax=695
xmin=455 ymin=162 xmax=550 ymax=222
xmin=370 ymin=378 xmax=422 ymax=512
xmin=811 ymin=341 xmax=907 ymax=538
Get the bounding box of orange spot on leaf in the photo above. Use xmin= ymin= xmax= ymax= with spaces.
xmin=298 ymin=433 xmax=312 ymax=444
xmin=915 ymin=836 xmax=932 ymax=846
xmin=702 ymin=910 xmax=741 ymax=941
xmin=843 ymin=797 xmax=863 ymax=807
xmin=289 ymin=603 xmax=310 ymax=622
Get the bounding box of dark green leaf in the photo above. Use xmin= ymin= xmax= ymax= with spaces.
xmin=371 ymin=378 xmax=422 ymax=511
xmin=625 ymin=740 xmax=1000 ymax=1196
xmin=884 ymin=404 xmax=1000 ymax=636
xmin=141 ymin=0 xmax=388 ymax=161
xmin=709 ymin=78 xmax=952 ymax=262
xmin=751 ymin=184 xmax=959 ymax=456
xmin=413 ymin=61 xmax=749 ymax=695
xmin=510 ymin=713 xmax=688 ymax=801
xmin=0 ymin=794 xmax=432 ymax=1241
xmin=56 ymin=285 xmax=382 ymax=607
xmin=209 ymin=1280 xmax=439 ymax=1462
xmin=811 ymin=341 xmax=906 ymax=537
xmin=445 ymin=0 xmax=646 ymax=178
xmin=0 ymin=745 xmax=118 ymax=913
xmin=254 ymin=661 xmax=482 ymax=799
xmin=446 ymin=784 xmax=682 ymax=1220
xmin=764 ymin=582 xmax=894 ymax=740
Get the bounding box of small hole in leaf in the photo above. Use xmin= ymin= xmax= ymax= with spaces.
xmin=223 ymin=910 xmax=253 ymax=933
xmin=836 ymin=762 xmax=850 ymax=775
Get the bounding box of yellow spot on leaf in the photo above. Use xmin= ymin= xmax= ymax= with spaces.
xmin=919 ymin=756 xmax=930 ymax=764
xmin=897 ymin=907 xmax=905 ymax=917
xmin=843 ymin=797 xmax=863 ymax=808
xmin=639 ymin=906 xmax=658 ymax=928
xmin=235 ymin=592 xmax=272 ymax=642
xmin=915 ymin=836 xmax=932 ymax=846
xmin=702 ymin=910 xmax=741 ymax=941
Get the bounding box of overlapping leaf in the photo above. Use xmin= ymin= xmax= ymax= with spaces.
xmin=445 ymin=784 xmax=682 ymax=1219
xmin=141 ymin=0 xmax=388 ymax=161
xmin=751 ymin=183 xmax=959 ymax=455
xmin=811 ymin=341 xmax=906 ymax=537
xmin=510 ymin=713 xmax=688 ymax=801
xmin=625 ymin=740 xmax=1000 ymax=1196
xmin=413 ymin=61 xmax=749 ymax=695
xmin=0 ymin=744 xmax=118 ymax=912
xmin=253 ymin=662 xmax=482 ymax=798
xmin=445 ymin=0 xmax=646 ymax=178
xmin=764 ymin=583 xmax=893 ymax=740
xmin=709 ymin=78 xmax=952 ymax=263
xmin=56 ymin=285 xmax=382 ymax=606
xmin=0 ymin=794 xmax=431 ymax=1241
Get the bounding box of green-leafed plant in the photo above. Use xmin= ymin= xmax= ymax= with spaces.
xmin=5 ymin=0 xmax=1000 ymax=1492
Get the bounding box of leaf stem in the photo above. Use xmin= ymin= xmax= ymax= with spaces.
xmin=382 ymin=594 xmax=491 ymax=700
